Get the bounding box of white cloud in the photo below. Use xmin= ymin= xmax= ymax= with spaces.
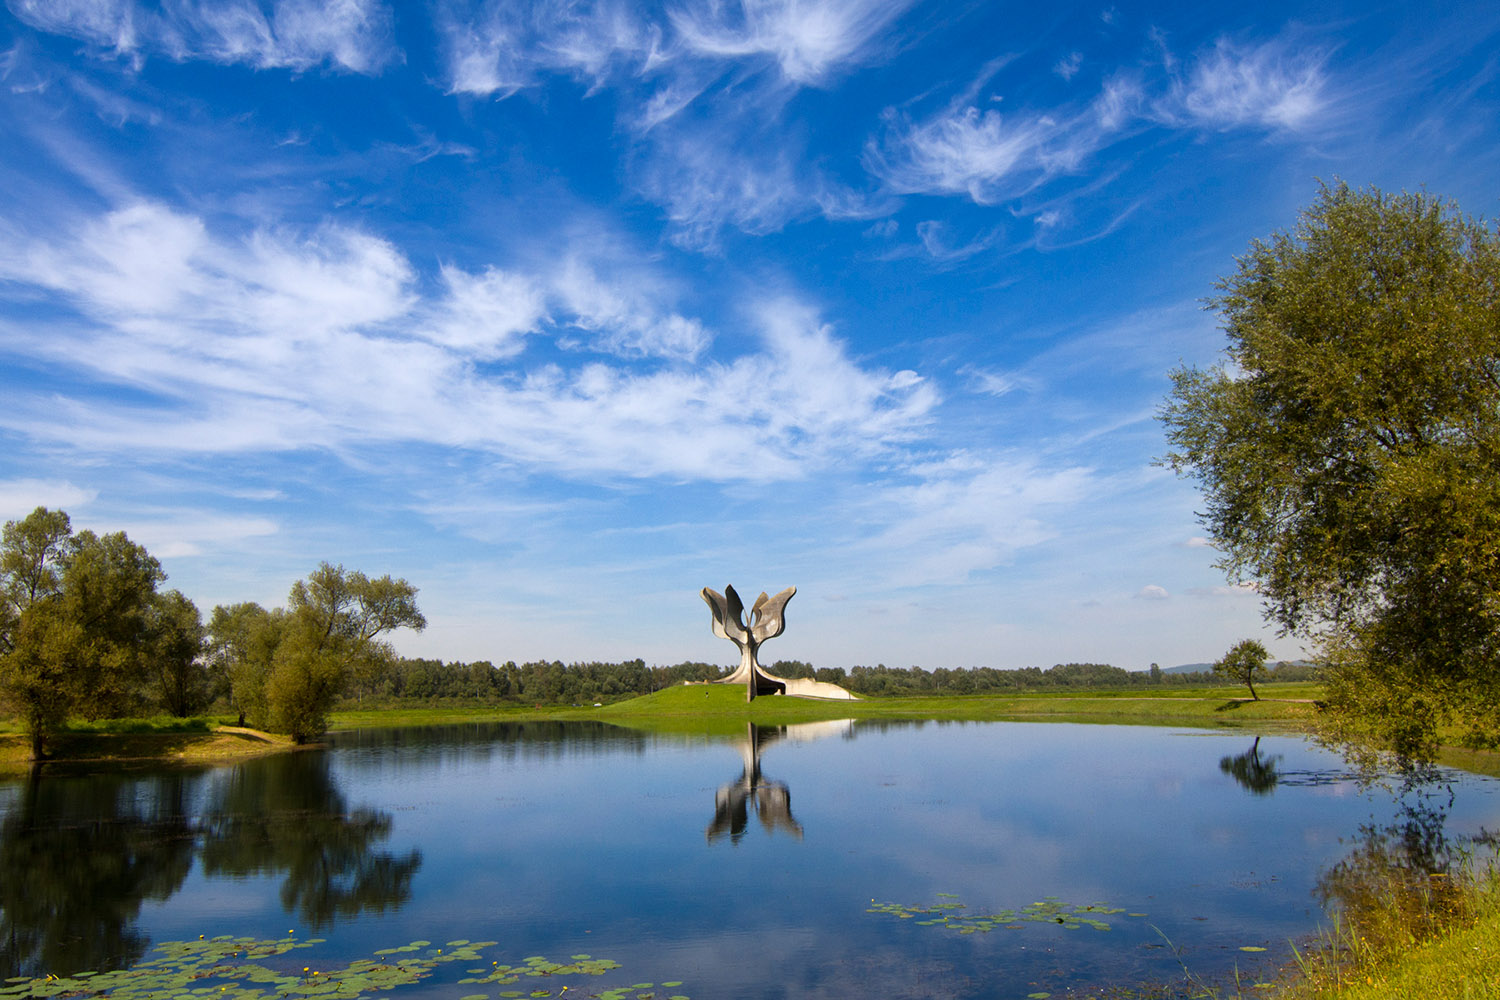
xmin=426 ymin=265 xmax=546 ymax=360
xmin=913 ymin=219 xmax=1001 ymax=262
xmin=855 ymin=454 xmax=1092 ymax=587
xmin=117 ymin=512 xmax=281 ymax=559
xmin=0 ymin=203 xmax=935 ymax=484
xmin=9 ymin=0 xmax=398 ymax=73
xmin=669 ymin=0 xmax=915 ymax=84
xmin=439 ymin=0 xmax=913 ymax=99
xmin=870 ymin=104 xmax=1055 ymax=204
xmin=550 ymin=255 xmax=710 ymax=360
xmin=1214 ymin=581 xmax=1259 ymax=597
xmin=960 ymin=366 xmax=1021 ymax=397
xmin=438 ymin=0 xmax=657 ymax=96
xmin=1092 ymin=74 xmax=1143 ymax=130
xmin=867 ymin=28 xmax=1332 ymax=214
xmin=639 ymin=132 xmax=816 ymax=248
xmin=1160 ymin=36 xmax=1329 ymax=131
xmin=0 ymin=479 xmax=99 ymax=520
xmin=1135 ymin=584 xmax=1169 ymax=600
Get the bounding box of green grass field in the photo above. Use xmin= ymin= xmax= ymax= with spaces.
xmin=585 ymin=679 xmax=1323 ymax=731
xmin=323 ymin=680 xmax=1324 ymax=736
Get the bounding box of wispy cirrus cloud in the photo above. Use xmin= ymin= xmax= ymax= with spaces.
xmin=438 ymin=0 xmax=657 ymax=96
xmin=636 ymin=127 xmax=883 ymax=249
xmin=438 ymin=0 xmax=916 ymax=98
xmin=868 ymin=104 xmax=1052 ymax=203
xmin=435 ymin=0 xmax=913 ymax=247
xmin=668 ymin=0 xmax=915 ymax=85
xmin=0 ymin=202 xmax=934 ymax=483
xmin=8 ymin=0 xmax=399 ymax=72
xmin=851 ymin=452 xmax=1093 ymax=588
xmin=868 ymin=29 xmax=1333 ymax=210
xmin=1156 ymin=36 xmax=1330 ymax=131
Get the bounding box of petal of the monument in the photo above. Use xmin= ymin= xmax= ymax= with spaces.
xmin=750 ymin=585 xmax=796 ymax=643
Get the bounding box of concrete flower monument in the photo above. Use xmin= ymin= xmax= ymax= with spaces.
xmin=700 ymin=584 xmax=856 ymax=701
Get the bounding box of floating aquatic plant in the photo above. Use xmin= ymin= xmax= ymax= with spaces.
xmin=867 ymin=895 xmax=1129 ymax=934
xmin=0 ymin=936 xmax=682 ymax=1000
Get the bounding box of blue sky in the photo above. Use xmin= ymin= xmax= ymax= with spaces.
xmin=1 ymin=0 xmax=1497 ymax=672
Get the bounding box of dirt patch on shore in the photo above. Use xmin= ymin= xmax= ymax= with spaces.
xmin=0 ymin=726 xmax=300 ymax=773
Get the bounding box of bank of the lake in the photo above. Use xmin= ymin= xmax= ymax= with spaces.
xmin=0 ymin=723 xmax=296 ymax=774
xmin=0 ymin=681 xmax=1318 ymax=773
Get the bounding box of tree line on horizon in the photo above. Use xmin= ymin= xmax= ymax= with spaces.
xmin=338 ymin=655 xmax=1318 ymax=706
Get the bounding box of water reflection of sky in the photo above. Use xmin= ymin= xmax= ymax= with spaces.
xmin=2 ymin=722 xmax=1496 ymax=999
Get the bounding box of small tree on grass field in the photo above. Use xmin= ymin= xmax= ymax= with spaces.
xmin=1215 ymin=639 xmax=1269 ymax=700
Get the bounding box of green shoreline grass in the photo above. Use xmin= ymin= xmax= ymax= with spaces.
xmin=0 ymin=680 xmax=1417 ymax=770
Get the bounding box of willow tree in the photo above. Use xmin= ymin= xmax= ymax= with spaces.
xmin=1161 ymin=183 xmax=1500 ymax=761
xmin=0 ymin=509 xmax=173 ymax=757
xmin=266 ymin=563 xmax=426 ymax=743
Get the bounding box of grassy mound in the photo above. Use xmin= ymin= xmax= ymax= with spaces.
xmin=589 ymin=679 xmax=1323 ymax=731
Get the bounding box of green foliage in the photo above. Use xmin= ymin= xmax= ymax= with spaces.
xmin=329 ymin=656 xmax=1287 ymax=710
xmin=263 ymin=564 xmax=425 ymax=743
xmin=197 ymin=753 xmax=421 ymax=927
xmin=1161 ymin=182 xmax=1500 ymax=760
xmin=212 ymin=604 xmax=285 ymax=730
xmin=0 ymin=509 xmax=185 ymax=757
xmin=144 ymin=590 xmax=207 ymax=717
xmin=1283 ymin=804 xmax=1500 ymax=1000
xmin=1214 ymin=639 xmax=1270 ymax=700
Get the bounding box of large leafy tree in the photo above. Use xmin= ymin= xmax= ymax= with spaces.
xmin=267 ymin=563 xmax=426 ymax=743
xmin=0 ymin=509 xmax=178 ymax=756
xmin=1161 ymin=183 xmax=1500 ymax=760
xmin=146 ymin=589 xmax=208 ymax=717
xmin=205 ymin=601 xmax=282 ymax=727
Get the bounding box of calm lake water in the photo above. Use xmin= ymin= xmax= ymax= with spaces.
xmin=1 ymin=720 xmax=1496 ymax=999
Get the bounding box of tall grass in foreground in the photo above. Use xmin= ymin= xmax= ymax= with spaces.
xmin=1139 ymin=847 xmax=1500 ymax=1000
xmin=1280 ymin=856 xmax=1500 ymax=1000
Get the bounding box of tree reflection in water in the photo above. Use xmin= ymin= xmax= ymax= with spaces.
xmin=1313 ymin=778 xmax=1499 ymax=961
xmin=199 ymin=753 xmax=422 ymax=928
xmin=0 ymin=753 xmax=421 ymax=979
xmin=1219 ymin=736 xmax=1282 ymax=795
xmin=0 ymin=771 xmax=195 ymax=978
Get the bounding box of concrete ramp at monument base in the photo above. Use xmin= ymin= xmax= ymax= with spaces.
xmin=710 ymin=673 xmax=859 ymax=701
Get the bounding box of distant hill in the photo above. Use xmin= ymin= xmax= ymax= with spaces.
xmin=1144 ymin=660 xmax=1314 ymax=674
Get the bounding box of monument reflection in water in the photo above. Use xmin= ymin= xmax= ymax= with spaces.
xmin=705 ymin=722 xmax=852 ymax=844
